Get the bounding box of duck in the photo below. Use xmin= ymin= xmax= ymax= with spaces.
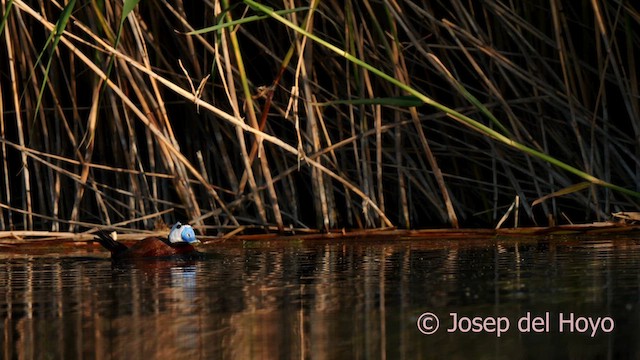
xmin=96 ymin=222 xmax=201 ymax=259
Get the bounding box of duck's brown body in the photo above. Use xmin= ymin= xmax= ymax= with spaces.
xmin=96 ymin=232 xmax=199 ymax=259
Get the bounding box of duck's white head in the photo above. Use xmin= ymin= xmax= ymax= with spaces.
xmin=168 ymin=222 xmax=199 ymax=244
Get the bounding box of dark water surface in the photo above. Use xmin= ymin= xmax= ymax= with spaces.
xmin=2 ymin=236 xmax=640 ymax=359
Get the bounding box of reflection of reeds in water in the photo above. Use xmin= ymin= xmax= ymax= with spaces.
xmin=0 ymin=239 xmax=631 ymax=358
xmin=1 ymin=1 xmax=639 ymax=232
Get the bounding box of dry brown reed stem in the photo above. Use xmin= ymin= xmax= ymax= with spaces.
xmin=0 ymin=70 xmax=10 ymax=229
xmin=220 ymin=2 xmax=276 ymax=227
xmin=295 ymin=13 xmax=338 ymax=228
xmin=339 ymin=3 xmax=362 ymax=227
xmin=375 ymin=104 xmax=384 ymax=213
xmin=289 ymin=0 xmax=337 ymax=229
xmin=214 ymin=8 xmax=268 ymax=225
xmin=394 ymin=111 xmax=410 ymax=228
xmin=68 ymin=84 xmax=100 ymax=230
xmin=0 ymin=231 xmax=81 ymax=239
xmin=3 ymin=12 xmax=32 ymax=229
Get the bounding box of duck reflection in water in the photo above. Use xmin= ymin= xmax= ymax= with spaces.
xmin=96 ymin=222 xmax=203 ymax=260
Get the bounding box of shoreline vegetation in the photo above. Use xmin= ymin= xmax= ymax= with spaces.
xmin=1 ymin=1 xmax=639 ymax=234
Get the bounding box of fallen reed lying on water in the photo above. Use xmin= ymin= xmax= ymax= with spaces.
xmin=0 ymin=0 xmax=638 ymax=233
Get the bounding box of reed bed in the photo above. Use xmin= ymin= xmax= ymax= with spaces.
xmin=0 ymin=0 xmax=638 ymax=233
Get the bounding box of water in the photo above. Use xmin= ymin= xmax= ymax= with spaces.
xmin=2 ymin=236 xmax=640 ymax=359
